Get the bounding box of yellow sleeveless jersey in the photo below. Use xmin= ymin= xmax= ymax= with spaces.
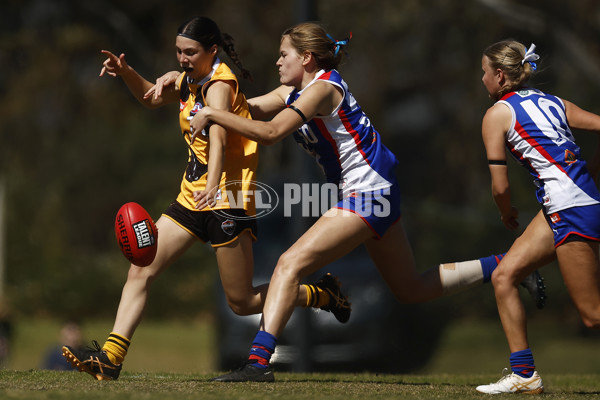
xmin=175 ymin=61 xmax=258 ymax=215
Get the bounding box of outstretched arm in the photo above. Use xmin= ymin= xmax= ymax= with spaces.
xmin=246 ymin=85 xmax=293 ymax=121
xmin=190 ymin=81 xmax=341 ymax=145
xmin=99 ymin=50 xmax=179 ymax=108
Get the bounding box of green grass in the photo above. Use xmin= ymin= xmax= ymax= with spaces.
xmin=0 ymin=370 xmax=599 ymax=399
xmin=3 ymin=317 xmax=600 ymax=398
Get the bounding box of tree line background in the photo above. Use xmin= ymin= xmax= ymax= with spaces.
xmin=1 ymin=0 xmax=600 ymax=338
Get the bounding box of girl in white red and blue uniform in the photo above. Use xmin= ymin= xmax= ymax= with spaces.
xmin=286 ymin=68 xmax=402 ymax=236
xmin=188 ymin=24 xmax=543 ymax=382
xmin=476 ymin=40 xmax=600 ymax=395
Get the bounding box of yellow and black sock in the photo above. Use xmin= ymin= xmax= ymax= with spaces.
xmin=102 ymin=332 xmax=130 ymax=365
xmin=302 ymin=284 xmax=330 ymax=308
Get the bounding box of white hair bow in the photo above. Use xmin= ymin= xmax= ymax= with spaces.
xmin=521 ymin=44 xmax=540 ymax=70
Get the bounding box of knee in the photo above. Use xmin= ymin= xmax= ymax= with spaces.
xmin=126 ymin=264 xmax=157 ymax=287
xmin=272 ymin=251 xmax=303 ymax=282
xmin=491 ymin=268 xmax=516 ymax=293
xmin=226 ymin=297 xmax=254 ymax=316
xmin=581 ymin=313 xmax=600 ymax=330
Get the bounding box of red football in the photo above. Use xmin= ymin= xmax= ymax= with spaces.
xmin=114 ymin=202 xmax=158 ymax=267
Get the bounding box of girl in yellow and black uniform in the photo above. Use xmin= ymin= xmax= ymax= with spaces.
xmin=165 ymin=54 xmax=259 ymax=246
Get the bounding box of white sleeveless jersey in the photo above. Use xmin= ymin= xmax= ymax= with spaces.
xmin=286 ymin=69 xmax=399 ymax=198
xmin=498 ymin=89 xmax=600 ymax=213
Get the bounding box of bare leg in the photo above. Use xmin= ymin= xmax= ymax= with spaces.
xmin=365 ymin=221 xmax=444 ymax=303
xmin=215 ymin=230 xmax=311 ymax=315
xmin=112 ymin=216 xmax=196 ymax=338
xmin=215 ymin=231 xmax=266 ymax=316
xmin=556 ymin=240 xmax=600 ymax=329
xmin=476 ymin=214 xmax=597 ymax=395
xmin=261 ymin=209 xmax=372 ymax=337
xmin=491 ymin=211 xmax=556 ymax=352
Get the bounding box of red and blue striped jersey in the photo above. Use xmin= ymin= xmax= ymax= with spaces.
xmin=498 ymin=89 xmax=600 ymax=213
xmin=286 ymin=69 xmax=399 ymax=198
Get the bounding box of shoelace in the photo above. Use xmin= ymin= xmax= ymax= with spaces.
xmin=89 ymin=340 xmax=102 ymax=352
xmin=81 ymin=340 xmax=114 ymax=368
xmin=496 ymin=367 xmax=512 ymax=384
xmin=78 ymin=340 xmax=103 ymax=356
xmin=326 ymin=288 xmax=350 ymax=309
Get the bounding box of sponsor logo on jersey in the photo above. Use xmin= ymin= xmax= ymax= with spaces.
xmin=221 ymin=219 xmax=236 ymax=235
xmin=564 ymin=149 xmax=577 ymax=165
xmin=191 ymin=101 xmax=203 ymax=114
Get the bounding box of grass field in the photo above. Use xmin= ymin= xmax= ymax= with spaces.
xmin=1 ymin=370 xmax=599 ymax=399
xmin=2 ymin=317 xmax=600 ymax=398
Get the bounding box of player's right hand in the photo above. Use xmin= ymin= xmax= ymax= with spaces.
xmin=99 ymin=50 xmax=129 ymax=77
xmin=501 ymin=206 xmax=519 ymax=231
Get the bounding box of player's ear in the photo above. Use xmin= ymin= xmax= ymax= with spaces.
xmin=302 ymin=50 xmax=313 ymax=66
xmin=496 ymin=68 xmax=505 ymax=83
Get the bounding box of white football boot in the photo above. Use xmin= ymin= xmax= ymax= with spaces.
xmin=476 ymin=368 xmax=544 ymax=394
